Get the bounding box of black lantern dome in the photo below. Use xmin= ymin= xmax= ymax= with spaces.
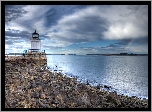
xmin=32 ymin=30 xmax=39 ymax=38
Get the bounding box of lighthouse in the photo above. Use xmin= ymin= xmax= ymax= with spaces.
xmin=22 ymin=30 xmax=46 ymax=66
xmin=30 ymin=30 xmax=41 ymax=52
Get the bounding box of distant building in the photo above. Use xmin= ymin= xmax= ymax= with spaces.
xmin=30 ymin=30 xmax=41 ymax=52
xmin=120 ymin=53 xmax=128 ymax=55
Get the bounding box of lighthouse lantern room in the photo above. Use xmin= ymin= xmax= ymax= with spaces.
xmin=30 ymin=30 xmax=41 ymax=52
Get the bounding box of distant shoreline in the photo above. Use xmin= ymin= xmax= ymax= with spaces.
xmin=86 ymin=54 xmax=148 ymax=56
xmin=5 ymin=53 xmax=148 ymax=56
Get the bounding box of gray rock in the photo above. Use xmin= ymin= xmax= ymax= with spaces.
xmin=32 ymin=92 xmax=39 ymax=98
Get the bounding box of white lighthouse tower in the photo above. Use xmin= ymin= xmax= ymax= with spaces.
xmin=30 ymin=30 xmax=41 ymax=52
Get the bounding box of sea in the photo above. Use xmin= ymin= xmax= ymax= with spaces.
xmin=46 ymin=55 xmax=148 ymax=99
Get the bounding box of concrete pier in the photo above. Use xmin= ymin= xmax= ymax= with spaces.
xmin=5 ymin=52 xmax=47 ymax=67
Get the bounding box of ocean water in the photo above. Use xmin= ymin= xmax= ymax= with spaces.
xmin=46 ymin=55 xmax=148 ymax=99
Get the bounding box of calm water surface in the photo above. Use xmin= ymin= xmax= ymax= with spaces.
xmin=47 ymin=55 xmax=148 ymax=99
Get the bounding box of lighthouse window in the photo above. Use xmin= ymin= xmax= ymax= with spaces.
xmin=33 ymin=34 xmax=38 ymax=37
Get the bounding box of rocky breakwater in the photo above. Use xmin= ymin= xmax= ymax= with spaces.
xmin=5 ymin=57 xmax=148 ymax=108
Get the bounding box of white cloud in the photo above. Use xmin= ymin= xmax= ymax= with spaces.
xmin=103 ymin=22 xmax=147 ymax=40
xmin=46 ymin=5 xmax=148 ymax=48
xmin=5 ymin=5 xmax=51 ymax=34
xmin=5 ymin=5 xmax=148 ymax=54
xmin=102 ymin=5 xmax=148 ymax=40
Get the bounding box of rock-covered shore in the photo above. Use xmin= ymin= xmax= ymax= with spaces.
xmin=5 ymin=57 xmax=148 ymax=108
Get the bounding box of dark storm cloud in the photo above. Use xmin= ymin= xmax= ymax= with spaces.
xmin=44 ymin=5 xmax=88 ymax=27
xmin=5 ymin=30 xmax=31 ymax=39
xmin=5 ymin=5 xmax=148 ymax=54
xmin=48 ymin=5 xmax=147 ymax=47
xmin=115 ymin=37 xmax=148 ymax=46
xmin=5 ymin=29 xmax=51 ymax=44
xmin=49 ymin=13 xmax=109 ymax=44
xmin=71 ymin=16 xmax=108 ymax=36
xmin=5 ymin=5 xmax=89 ymax=34
xmin=6 ymin=5 xmax=148 ymax=43
xmin=40 ymin=34 xmax=51 ymax=40
xmin=107 ymin=44 xmax=120 ymax=47
xmin=5 ymin=5 xmax=28 ymax=23
xmin=132 ymin=37 xmax=148 ymax=45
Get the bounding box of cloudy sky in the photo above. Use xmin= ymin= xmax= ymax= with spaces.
xmin=5 ymin=5 xmax=148 ymax=55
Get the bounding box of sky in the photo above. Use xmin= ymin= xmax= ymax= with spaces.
xmin=5 ymin=5 xmax=148 ymax=55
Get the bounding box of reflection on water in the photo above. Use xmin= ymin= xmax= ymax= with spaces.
xmin=47 ymin=55 xmax=148 ymax=99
